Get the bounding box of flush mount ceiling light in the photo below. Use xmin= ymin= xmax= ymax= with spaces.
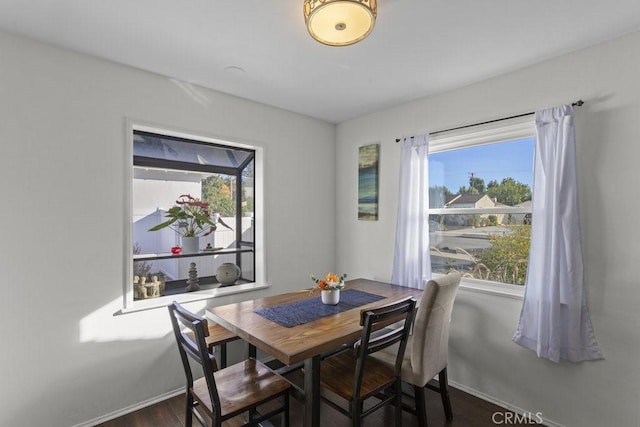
xmin=304 ymin=0 xmax=377 ymax=46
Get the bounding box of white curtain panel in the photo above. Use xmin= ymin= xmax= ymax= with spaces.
xmin=391 ymin=134 xmax=431 ymax=289
xmin=513 ymin=105 xmax=603 ymax=362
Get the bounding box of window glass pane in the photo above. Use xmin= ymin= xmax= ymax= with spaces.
xmin=430 ymin=215 xmax=531 ymax=285
xmin=429 ymin=137 xmax=534 ymax=206
xmin=132 ymin=170 xmax=248 ymax=295
xmin=133 ymin=131 xmax=253 ymax=169
xmin=241 ymin=161 xmax=255 ymax=244
xmin=133 ymin=171 xmax=238 ymax=250
xmin=131 ymin=130 xmax=256 ymax=302
xmin=428 ymin=137 xmax=534 ymax=285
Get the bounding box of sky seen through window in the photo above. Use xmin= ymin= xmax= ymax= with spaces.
xmin=429 ymin=137 xmax=534 ymax=193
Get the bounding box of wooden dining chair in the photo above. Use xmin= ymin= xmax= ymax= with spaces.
xmin=168 ymin=301 xmax=291 ymax=427
xmin=187 ymin=323 xmax=239 ymax=370
xmin=319 ymin=297 xmax=417 ymax=427
xmin=372 ymin=273 xmax=461 ymax=427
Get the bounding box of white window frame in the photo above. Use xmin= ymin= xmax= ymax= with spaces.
xmin=428 ymin=115 xmax=535 ymax=299
xmin=122 ymin=121 xmax=268 ymax=313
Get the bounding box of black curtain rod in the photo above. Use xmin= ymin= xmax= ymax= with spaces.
xmin=395 ymin=100 xmax=584 ymax=142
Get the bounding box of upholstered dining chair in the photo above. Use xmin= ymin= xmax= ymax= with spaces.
xmin=168 ymin=301 xmax=291 ymax=427
xmin=373 ymin=273 xmax=461 ymax=427
xmin=319 ymin=297 xmax=417 ymax=427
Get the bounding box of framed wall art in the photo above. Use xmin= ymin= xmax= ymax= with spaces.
xmin=358 ymin=143 xmax=379 ymax=220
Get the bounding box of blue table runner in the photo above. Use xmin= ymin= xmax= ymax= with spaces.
xmin=255 ymin=289 xmax=386 ymax=328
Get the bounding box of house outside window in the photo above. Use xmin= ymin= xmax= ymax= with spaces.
xmin=428 ymin=116 xmax=534 ymax=286
xmin=125 ymin=124 xmax=265 ymax=310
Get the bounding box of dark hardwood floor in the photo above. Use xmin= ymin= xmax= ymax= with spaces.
xmin=97 ymin=383 xmax=535 ymax=427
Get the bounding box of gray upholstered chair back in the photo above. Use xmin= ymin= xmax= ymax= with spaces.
xmin=409 ymin=273 xmax=461 ymax=386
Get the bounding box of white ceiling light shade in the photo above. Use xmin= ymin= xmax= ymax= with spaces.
xmin=304 ymin=0 xmax=377 ymax=46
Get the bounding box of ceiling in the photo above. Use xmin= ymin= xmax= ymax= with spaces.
xmin=1 ymin=1 xmax=640 ymax=123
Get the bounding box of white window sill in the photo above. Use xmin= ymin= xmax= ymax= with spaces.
xmin=433 ymin=273 xmax=525 ymax=299
xmin=116 ymin=282 xmax=270 ymax=315
xmin=459 ymin=277 xmax=525 ymax=299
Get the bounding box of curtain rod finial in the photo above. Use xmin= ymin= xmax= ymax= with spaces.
xmin=573 ymin=100 xmax=584 ymax=107
xmin=396 ymin=136 xmax=415 ymax=143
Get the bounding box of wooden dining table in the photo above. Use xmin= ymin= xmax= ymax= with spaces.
xmin=207 ymin=278 xmax=423 ymax=427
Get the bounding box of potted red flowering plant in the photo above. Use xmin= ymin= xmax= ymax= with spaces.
xmin=148 ymin=194 xmax=231 ymax=253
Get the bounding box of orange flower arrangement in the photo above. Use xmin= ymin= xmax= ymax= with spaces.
xmin=311 ymin=273 xmax=347 ymax=291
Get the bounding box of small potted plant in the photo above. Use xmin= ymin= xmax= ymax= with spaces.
xmin=311 ymin=273 xmax=347 ymax=305
xmin=148 ymin=194 xmax=231 ymax=253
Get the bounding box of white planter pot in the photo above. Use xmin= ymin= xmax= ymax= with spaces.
xmin=321 ymin=289 xmax=340 ymax=305
xmin=180 ymin=236 xmax=200 ymax=254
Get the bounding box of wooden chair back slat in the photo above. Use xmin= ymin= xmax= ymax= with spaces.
xmin=353 ymin=297 xmax=416 ymax=405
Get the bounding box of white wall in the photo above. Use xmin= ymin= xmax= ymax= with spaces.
xmin=336 ymin=31 xmax=640 ymax=426
xmin=4 ymin=25 xmax=640 ymax=427
xmin=0 ymin=31 xmax=335 ymax=426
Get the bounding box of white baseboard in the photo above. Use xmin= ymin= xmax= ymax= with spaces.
xmin=74 ymin=378 xmax=564 ymax=427
xmin=72 ymin=388 xmax=185 ymax=427
xmin=449 ymin=380 xmax=564 ymax=427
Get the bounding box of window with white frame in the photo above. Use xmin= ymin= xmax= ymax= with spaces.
xmin=127 ymin=125 xmax=264 ymax=309
xmin=428 ymin=116 xmax=534 ymax=285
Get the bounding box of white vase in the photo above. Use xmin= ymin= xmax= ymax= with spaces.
xmin=180 ymin=236 xmax=200 ymax=254
xmin=216 ymin=263 xmax=241 ymax=285
xmin=321 ymin=289 xmax=340 ymax=305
